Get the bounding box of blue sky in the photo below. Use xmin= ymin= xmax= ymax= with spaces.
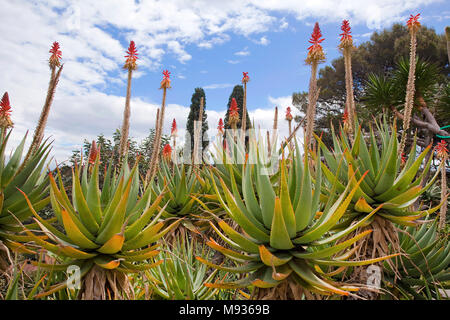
xmin=0 ymin=0 xmax=448 ymax=161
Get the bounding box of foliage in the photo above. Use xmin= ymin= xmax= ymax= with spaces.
xmin=17 ymin=154 xmax=179 ymax=298
xmin=0 ymin=130 xmax=51 ymax=255
xmin=196 ymin=138 xmax=397 ymax=297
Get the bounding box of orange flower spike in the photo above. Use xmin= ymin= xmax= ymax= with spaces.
xmin=171 ymin=118 xmax=178 ymax=137
xmin=285 ymin=107 xmax=293 ymax=121
xmin=160 ymin=69 xmax=171 ymax=89
xmin=88 ymin=141 xmax=100 ymax=165
xmin=435 ymin=140 xmax=449 ymax=160
xmin=49 ymin=41 xmax=62 ymax=69
xmin=242 ymin=72 xmax=250 ymax=84
xmin=339 ymin=20 xmax=353 ymax=48
xmin=306 ymin=22 xmax=325 ymax=64
xmin=218 ymin=118 xmax=224 ymax=134
xmin=162 ymin=144 xmax=172 ymax=160
xmin=124 ymin=40 xmax=138 ymax=70
xmin=406 ymin=13 xmax=421 ymax=33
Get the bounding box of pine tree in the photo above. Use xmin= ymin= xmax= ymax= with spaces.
xmin=224 ymin=85 xmax=251 ymax=130
xmin=185 ymin=88 xmax=209 ymax=153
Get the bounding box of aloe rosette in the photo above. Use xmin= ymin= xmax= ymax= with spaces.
xmin=19 ymin=154 xmax=180 ymax=299
xmin=145 ymin=233 xmax=232 ymax=300
xmin=0 ymin=130 xmax=51 ymax=270
xmin=383 ymin=221 xmax=450 ymax=299
xmin=315 ymin=118 xmax=444 ymax=227
xmin=196 ymin=139 xmax=397 ymax=299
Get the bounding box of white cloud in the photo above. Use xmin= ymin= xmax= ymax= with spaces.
xmin=227 ymin=59 xmax=241 ymax=64
xmin=234 ymin=47 xmax=251 ymax=56
xmin=279 ymin=17 xmax=289 ymax=30
xmin=203 ymin=83 xmax=234 ymax=89
xmin=257 ymin=36 xmax=270 ymax=45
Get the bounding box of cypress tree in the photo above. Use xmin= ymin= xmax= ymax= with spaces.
xmin=185 ymin=88 xmax=209 ymax=153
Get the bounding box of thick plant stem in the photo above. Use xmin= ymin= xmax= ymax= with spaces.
xmin=241 ymin=82 xmax=247 ymax=145
xmin=26 ymin=65 xmax=63 ymax=161
xmin=305 ymin=62 xmax=318 ymax=150
xmin=399 ymin=32 xmax=417 ymax=157
xmin=439 ymin=161 xmax=448 ymax=230
xmin=343 ymin=47 xmax=355 ymax=133
xmin=145 ymin=109 xmax=160 ymax=184
xmin=119 ymin=69 xmax=133 ymax=162
xmin=271 ymin=106 xmax=278 ymax=154
xmin=148 ymin=88 xmax=167 ymax=181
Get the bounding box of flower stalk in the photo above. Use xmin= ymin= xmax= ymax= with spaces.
xmin=305 ymin=22 xmax=325 ymax=149
xmin=147 ymin=70 xmax=171 ymax=182
xmin=399 ymin=14 xmax=421 ymax=157
xmin=241 ymin=72 xmax=250 ymax=144
xmin=339 ymin=20 xmax=355 ymax=134
xmin=435 ymin=140 xmax=448 ymax=230
xmin=119 ymin=41 xmax=138 ymax=162
xmin=26 ymin=42 xmax=63 ymax=160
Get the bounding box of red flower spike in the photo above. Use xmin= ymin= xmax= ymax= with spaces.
xmin=160 ymin=70 xmax=171 ymax=89
xmin=435 ymin=140 xmax=449 ymax=160
xmin=401 ymin=152 xmax=407 ymax=164
xmin=339 ymin=20 xmax=353 ymax=48
xmin=88 ymin=141 xmax=100 ymax=165
xmin=49 ymin=41 xmax=62 ymax=68
xmin=342 ymin=107 xmax=348 ymax=122
xmin=306 ymin=22 xmax=325 ymax=64
xmin=285 ymin=107 xmax=293 ymax=121
xmin=242 ymin=72 xmax=250 ymax=84
xmin=229 ymin=98 xmax=240 ymax=125
xmin=0 ymin=92 xmax=12 ymax=118
xmin=124 ymin=41 xmax=138 ymax=70
xmin=342 ymin=107 xmax=350 ymax=133
xmin=406 ymin=13 xmax=421 ymax=33
xmin=171 ymin=118 xmax=177 ymax=136
xmin=218 ymin=118 xmax=224 ymax=134
xmin=162 ymin=144 xmax=172 ymax=160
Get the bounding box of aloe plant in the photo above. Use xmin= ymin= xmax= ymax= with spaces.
xmin=0 ymin=130 xmax=51 ymax=273
xmin=196 ymin=139 xmax=397 ymax=299
xmin=18 ymin=153 xmax=179 ymax=300
xmin=315 ymin=118 xmax=443 ymax=228
xmin=383 ymin=221 xmax=449 ymax=299
xmin=144 ymin=233 xmax=232 ymax=300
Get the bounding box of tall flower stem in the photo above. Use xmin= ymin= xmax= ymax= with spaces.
xmin=339 ymin=20 xmax=355 ymax=134
xmin=305 ymin=22 xmax=325 ymax=150
xmin=241 ymin=72 xmax=249 ymax=146
xmin=119 ymin=68 xmax=133 ymax=161
xmin=119 ymin=41 xmax=138 ymax=164
xmin=147 ymin=70 xmax=171 ymax=183
xmin=26 ymin=64 xmax=63 ymax=161
xmin=271 ymin=106 xmax=278 ymax=154
xmin=305 ymin=63 xmax=318 ymax=149
xmin=435 ymin=140 xmax=449 ymax=230
xmin=399 ymin=14 xmax=421 ymax=157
